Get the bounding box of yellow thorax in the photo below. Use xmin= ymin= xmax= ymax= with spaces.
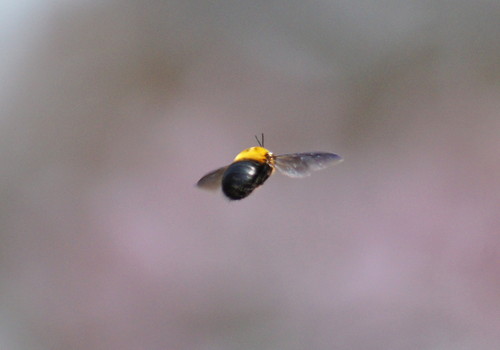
xmin=233 ymin=147 xmax=271 ymax=163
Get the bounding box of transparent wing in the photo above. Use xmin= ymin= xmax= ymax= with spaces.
xmin=196 ymin=166 xmax=228 ymax=190
xmin=274 ymin=152 xmax=343 ymax=178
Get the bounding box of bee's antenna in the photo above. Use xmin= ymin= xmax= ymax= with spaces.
xmin=255 ymin=133 xmax=264 ymax=147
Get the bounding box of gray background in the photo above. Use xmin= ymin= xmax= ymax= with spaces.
xmin=1 ymin=1 xmax=499 ymax=349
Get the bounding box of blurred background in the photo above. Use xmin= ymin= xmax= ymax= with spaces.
xmin=1 ymin=1 xmax=499 ymax=349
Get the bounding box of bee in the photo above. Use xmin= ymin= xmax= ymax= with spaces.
xmin=196 ymin=134 xmax=343 ymax=200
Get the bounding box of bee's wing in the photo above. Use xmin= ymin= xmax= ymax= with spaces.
xmin=274 ymin=152 xmax=343 ymax=178
xmin=196 ymin=166 xmax=228 ymax=190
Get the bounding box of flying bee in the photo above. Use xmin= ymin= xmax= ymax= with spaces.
xmin=196 ymin=134 xmax=343 ymax=200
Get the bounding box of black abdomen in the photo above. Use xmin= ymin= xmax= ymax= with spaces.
xmin=222 ymin=160 xmax=272 ymax=200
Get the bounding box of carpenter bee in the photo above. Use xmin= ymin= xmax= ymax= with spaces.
xmin=197 ymin=134 xmax=343 ymax=200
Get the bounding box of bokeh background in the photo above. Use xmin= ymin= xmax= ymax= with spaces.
xmin=1 ymin=1 xmax=499 ymax=349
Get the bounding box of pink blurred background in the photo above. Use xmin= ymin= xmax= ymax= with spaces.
xmin=1 ymin=1 xmax=499 ymax=349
